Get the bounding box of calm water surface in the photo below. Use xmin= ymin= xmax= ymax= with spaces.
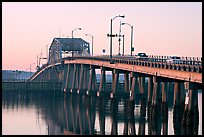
xmin=2 ymin=89 xmax=202 ymax=135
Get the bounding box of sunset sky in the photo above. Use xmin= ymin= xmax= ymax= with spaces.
xmin=2 ymin=2 xmax=202 ymax=71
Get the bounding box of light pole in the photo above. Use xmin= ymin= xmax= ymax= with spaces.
xmin=71 ymin=28 xmax=82 ymax=56
xmin=121 ymin=22 xmax=133 ymax=56
xmin=85 ymin=33 xmax=93 ymax=56
xmin=110 ymin=15 xmax=125 ymax=63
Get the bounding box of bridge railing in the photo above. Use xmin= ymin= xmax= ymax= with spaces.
xmin=61 ymin=55 xmax=202 ymax=73
xmin=32 ymin=54 xmax=202 ymax=81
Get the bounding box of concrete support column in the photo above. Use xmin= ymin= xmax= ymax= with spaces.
xmin=98 ymin=67 xmax=106 ymax=95
xmin=129 ymin=72 xmax=138 ymax=101
xmin=71 ymin=64 xmax=80 ymax=92
xmin=88 ymin=66 xmax=97 ymax=93
xmin=124 ymin=72 xmax=129 ymax=93
xmin=67 ymin=64 xmax=74 ymax=90
xmin=78 ymin=64 xmax=85 ymax=93
xmin=151 ymin=76 xmax=161 ymax=106
xmin=112 ymin=69 xmax=119 ymax=95
xmin=83 ymin=65 xmax=90 ymax=91
xmin=182 ymin=82 xmax=200 ymax=131
xmin=173 ymin=82 xmax=182 ymax=106
xmin=148 ymin=77 xmax=153 ymax=103
xmin=138 ymin=76 xmax=145 ymax=94
xmin=187 ymin=87 xmax=198 ymax=112
xmin=63 ymin=64 xmax=69 ymax=92
xmin=161 ymin=82 xmax=168 ymax=104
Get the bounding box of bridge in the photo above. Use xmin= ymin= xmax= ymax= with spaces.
xmin=28 ymin=37 xmax=202 ymax=122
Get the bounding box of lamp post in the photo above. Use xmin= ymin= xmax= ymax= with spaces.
xmin=71 ymin=28 xmax=82 ymax=56
xmin=85 ymin=33 xmax=93 ymax=56
xmin=110 ymin=15 xmax=125 ymax=63
xmin=121 ymin=22 xmax=133 ymax=56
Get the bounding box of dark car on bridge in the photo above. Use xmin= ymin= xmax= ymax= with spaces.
xmin=135 ymin=52 xmax=149 ymax=61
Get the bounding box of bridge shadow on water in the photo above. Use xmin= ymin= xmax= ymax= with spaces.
xmin=2 ymin=88 xmax=200 ymax=135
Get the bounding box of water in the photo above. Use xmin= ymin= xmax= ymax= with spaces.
xmin=2 ymin=89 xmax=202 ymax=135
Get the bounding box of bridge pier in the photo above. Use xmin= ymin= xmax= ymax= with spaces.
xmin=148 ymin=77 xmax=153 ymax=104
xmin=161 ymin=81 xmax=168 ymax=104
xmin=97 ymin=67 xmax=106 ymax=96
xmin=111 ymin=69 xmax=119 ymax=98
xmin=138 ymin=76 xmax=145 ymax=94
xmin=151 ymin=76 xmax=161 ymax=107
xmin=124 ymin=72 xmax=129 ymax=93
xmin=182 ymin=82 xmax=200 ymax=130
xmin=129 ymin=72 xmax=139 ymax=101
xmin=78 ymin=64 xmax=90 ymax=94
xmin=64 ymin=64 xmax=75 ymax=92
xmin=70 ymin=64 xmax=80 ymax=93
xmin=173 ymin=81 xmax=184 ymax=107
xmin=87 ymin=66 xmax=98 ymax=95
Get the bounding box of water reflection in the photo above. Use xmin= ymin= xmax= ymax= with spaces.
xmin=2 ymin=89 xmax=200 ymax=135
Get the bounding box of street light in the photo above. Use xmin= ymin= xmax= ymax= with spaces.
xmin=121 ymin=22 xmax=133 ymax=56
xmin=85 ymin=33 xmax=94 ymax=56
xmin=110 ymin=15 xmax=125 ymax=63
xmin=71 ymin=28 xmax=82 ymax=56
xmin=72 ymin=28 xmax=82 ymax=38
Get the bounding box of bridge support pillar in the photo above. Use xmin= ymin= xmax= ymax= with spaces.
xmin=124 ymin=72 xmax=129 ymax=93
xmin=78 ymin=64 xmax=85 ymax=93
xmin=148 ymin=76 xmax=153 ymax=104
xmin=87 ymin=66 xmax=97 ymax=94
xmin=111 ymin=69 xmax=119 ymax=97
xmin=98 ymin=67 xmax=106 ymax=96
xmin=182 ymin=82 xmax=200 ymax=130
xmin=64 ymin=64 xmax=74 ymax=92
xmin=138 ymin=76 xmax=145 ymax=94
xmin=63 ymin=64 xmax=69 ymax=92
xmin=173 ymin=82 xmax=182 ymax=106
xmin=184 ymin=82 xmax=200 ymax=112
xmin=129 ymin=72 xmax=139 ymax=101
xmin=161 ymin=82 xmax=168 ymax=104
xmin=71 ymin=64 xmax=80 ymax=93
xmin=78 ymin=64 xmax=90 ymax=94
xmin=151 ymin=76 xmax=161 ymax=106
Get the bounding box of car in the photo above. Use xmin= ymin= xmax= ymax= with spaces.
xmin=136 ymin=52 xmax=148 ymax=57
xmin=166 ymin=56 xmax=183 ymax=64
xmin=135 ymin=52 xmax=148 ymax=61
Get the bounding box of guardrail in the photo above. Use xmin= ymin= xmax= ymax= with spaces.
xmin=32 ymin=55 xmax=202 ymax=78
xmin=63 ymin=56 xmax=202 ymax=73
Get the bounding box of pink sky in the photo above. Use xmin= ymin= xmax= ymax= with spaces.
xmin=2 ymin=2 xmax=202 ymax=71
